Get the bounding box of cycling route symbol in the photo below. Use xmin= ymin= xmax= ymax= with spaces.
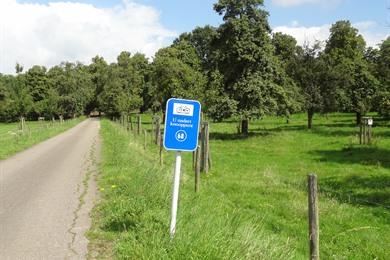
xmin=175 ymin=130 xmax=187 ymax=142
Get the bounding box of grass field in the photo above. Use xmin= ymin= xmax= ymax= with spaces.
xmin=0 ymin=117 xmax=85 ymax=159
xmin=88 ymin=113 xmax=389 ymax=259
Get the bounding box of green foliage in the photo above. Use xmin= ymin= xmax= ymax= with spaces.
xmin=272 ymin=32 xmax=298 ymax=69
xmin=98 ymin=52 xmax=145 ymax=117
xmin=176 ymin=26 xmax=218 ymax=72
xmin=88 ymin=56 xmax=110 ymax=113
xmin=150 ymin=41 xmax=206 ymax=113
xmin=48 ymin=62 xmax=94 ymax=118
xmin=291 ymin=42 xmax=326 ymax=127
xmin=204 ymin=70 xmax=237 ymax=121
xmin=373 ymin=37 xmax=390 ymax=116
xmin=4 ymin=74 xmax=33 ymax=119
xmin=324 ymin=21 xmax=378 ymax=122
xmin=209 ymin=0 xmax=300 ymax=130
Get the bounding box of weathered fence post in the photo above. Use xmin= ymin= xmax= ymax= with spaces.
xmin=129 ymin=115 xmax=133 ymax=131
xmin=363 ymin=121 xmax=366 ymax=144
xmin=126 ymin=115 xmax=130 ymax=131
xmin=137 ymin=115 xmax=141 ymax=135
xmin=200 ymin=122 xmax=210 ymax=173
xmin=368 ymin=122 xmax=372 ymax=144
xmin=360 ymin=117 xmax=373 ymax=145
xmin=192 ymin=150 xmax=196 ymax=170
xmin=195 ymin=145 xmax=201 ymax=193
xmin=155 ymin=117 xmax=161 ymax=145
xmin=20 ymin=116 xmax=25 ymax=132
xmin=159 ymin=131 xmax=163 ymax=166
xmin=308 ymin=174 xmax=319 ymax=260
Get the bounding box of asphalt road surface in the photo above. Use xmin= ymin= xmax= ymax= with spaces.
xmin=0 ymin=118 xmax=100 ymax=259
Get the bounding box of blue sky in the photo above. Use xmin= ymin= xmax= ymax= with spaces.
xmin=18 ymin=0 xmax=390 ymax=33
xmin=1 ymin=0 xmax=389 ymax=74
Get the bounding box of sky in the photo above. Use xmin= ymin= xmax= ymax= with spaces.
xmin=0 ymin=0 xmax=389 ymax=74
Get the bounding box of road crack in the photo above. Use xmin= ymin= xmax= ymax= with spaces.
xmin=66 ymin=136 xmax=99 ymax=258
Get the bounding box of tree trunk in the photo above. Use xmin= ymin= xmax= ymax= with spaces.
xmin=241 ymin=119 xmax=249 ymax=135
xmin=308 ymin=109 xmax=314 ymax=129
xmin=356 ymin=111 xmax=362 ymax=126
xmin=162 ymin=112 xmax=166 ymax=124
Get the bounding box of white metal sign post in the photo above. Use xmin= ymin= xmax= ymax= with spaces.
xmin=170 ymin=151 xmax=182 ymax=236
xmin=164 ymin=98 xmax=201 ymax=238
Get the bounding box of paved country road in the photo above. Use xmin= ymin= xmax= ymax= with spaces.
xmin=0 ymin=118 xmax=100 ymax=259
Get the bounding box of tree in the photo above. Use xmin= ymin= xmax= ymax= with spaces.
xmin=374 ymin=37 xmax=390 ymax=116
xmin=272 ymin=32 xmax=298 ymax=71
xmin=130 ymin=53 xmax=150 ymax=113
xmin=175 ymin=26 xmax=218 ymax=72
xmin=43 ymin=88 xmax=59 ymax=120
xmin=324 ymin=20 xmax=378 ymax=124
xmin=150 ymin=41 xmax=206 ymax=115
xmin=0 ymin=74 xmax=10 ymax=121
xmin=48 ymin=62 xmax=94 ymax=118
xmin=25 ymin=65 xmax=49 ymax=118
xmin=7 ymin=74 xmax=33 ymax=120
xmin=292 ymin=42 xmax=327 ymax=128
xmin=88 ymin=56 xmax=109 ymax=114
xmin=211 ymin=0 xmax=297 ymax=134
xmin=99 ymin=52 xmax=144 ymax=117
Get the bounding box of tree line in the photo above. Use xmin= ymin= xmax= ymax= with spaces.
xmin=0 ymin=0 xmax=389 ymax=134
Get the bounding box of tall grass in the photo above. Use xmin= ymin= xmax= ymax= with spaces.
xmin=0 ymin=117 xmax=85 ymax=159
xmin=89 ymin=114 xmax=389 ymax=259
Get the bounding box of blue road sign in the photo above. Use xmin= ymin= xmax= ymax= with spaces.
xmin=164 ymin=98 xmax=201 ymax=152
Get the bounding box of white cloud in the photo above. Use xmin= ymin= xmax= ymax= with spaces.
xmin=271 ymin=0 xmax=343 ymax=7
xmin=273 ymin=24 xmax=330 ymax=46
xmin=273 ymin=21 xmax=389 ymax=48
xmin=0 ymin=0 xmax=177 ymax=74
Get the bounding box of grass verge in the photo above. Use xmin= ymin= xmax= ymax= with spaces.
xmin=89 ymin=114 xmax=389 ymax=259
xmin=0 ymin=117 xmax=85 ymax=159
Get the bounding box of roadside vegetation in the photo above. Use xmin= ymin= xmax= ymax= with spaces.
xmin=0 ymin=117 xmax=84 ymax=159
xmin=88 ymin=114 xmax=389 ymax=259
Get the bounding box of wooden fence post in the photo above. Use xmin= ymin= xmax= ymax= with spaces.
xmin=137 ymin=115 xmax=141 ymax=135
xmin=192 ymin=150 xmax=196 ymax=170
xmin=363 ymin=121 xmax=366 ymax=145
xmin=360 ymin=117 xmax=373 ymax=145
xmin=195 ymin=145 xmax=201 ymax=193
xmin=155 ymin=117 xmax=161 ymax=145
xmin=159 ymin=131 xmax=163 ymax=166
xmin=200 ymin=122 xmax=210 ymax=173
xmin=308 ymin=174 xmax=319 ymax=260
xmin=368 ymin=124 xmax=372 ymax=144
xmin=129 ymin=115 xmax=133 ymax=131
xmin=20 ymin=116 xmax=25 ymax=132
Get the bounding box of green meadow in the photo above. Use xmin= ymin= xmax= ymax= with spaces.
xmin=88 ymin=113 xmax=389 ymax=259
xmin=0 ymin=117 xmax=85 ymax=160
